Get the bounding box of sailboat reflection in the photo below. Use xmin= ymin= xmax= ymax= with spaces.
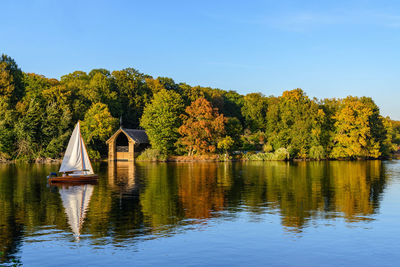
xmin=57 ymin=184 xmax=94 ymax=240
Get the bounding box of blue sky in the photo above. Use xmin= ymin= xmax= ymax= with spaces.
xmin=2 ymin=0 xmax=400 ymax=119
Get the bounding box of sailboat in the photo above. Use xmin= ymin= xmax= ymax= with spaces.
xmin=48 ymin=121 xmax=98 ymax=183
xmin=58 ymin=183 xmax=94 ymax=240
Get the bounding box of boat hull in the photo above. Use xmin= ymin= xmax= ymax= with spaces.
xmin=48 ymin=174 xmax=99 ymax=183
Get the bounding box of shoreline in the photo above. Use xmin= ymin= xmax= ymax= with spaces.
xmin=2 ymin=155 xmax=399 ymax=164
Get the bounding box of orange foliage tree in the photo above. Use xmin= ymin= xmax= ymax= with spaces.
xmin=178 ymin=97 xmax=225 ymax=155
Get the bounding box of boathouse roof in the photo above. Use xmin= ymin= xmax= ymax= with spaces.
xmin=106 ymin=128 xmax=149 ymax=144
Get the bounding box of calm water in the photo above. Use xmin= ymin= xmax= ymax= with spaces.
xmin=1 ymin=161 xmax=400 ymax=266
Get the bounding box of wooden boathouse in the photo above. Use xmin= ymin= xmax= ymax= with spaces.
xmin=106 ymin=128 xmax=149 ymax=161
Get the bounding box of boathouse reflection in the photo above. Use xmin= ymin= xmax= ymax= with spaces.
xmin=108 ymin=161 xmax=136 ymax=192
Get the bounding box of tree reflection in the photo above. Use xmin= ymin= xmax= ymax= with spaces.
xmin=239 ymin=161 xmax=388 ymax=230
xmin=328 ymin=161 xmax=385 ymax=222
xmin=0 ymin=165 xmax=23 ymax=264
xmin=177 ymin=163 xmax=227 ymax=219
xmin=0 ymin=163 xmax=67 ymax=264
xmin=140 ymin=163 xmax=183 ymax=230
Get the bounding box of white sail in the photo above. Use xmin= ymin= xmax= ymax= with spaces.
xmin=59 ymin=184 xmax=94 ymax=239
xmin=59 ymin=122 xmax=94 ymax=175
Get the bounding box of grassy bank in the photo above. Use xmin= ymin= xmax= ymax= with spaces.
xmin=135 ymin=147 xmax=397 ymax=162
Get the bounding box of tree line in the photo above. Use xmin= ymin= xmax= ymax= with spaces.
xmin=1 ymin=54 xmax=399 ymax=161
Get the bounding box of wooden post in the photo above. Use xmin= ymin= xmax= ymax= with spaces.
xmin=128 ymin=139 xmax=135 ymax=161
xmin=108 ymin=138 xmax=116 ymax=161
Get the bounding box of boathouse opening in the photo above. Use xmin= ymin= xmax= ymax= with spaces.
xmin=116 ymin=132 xmax=129 ymax=151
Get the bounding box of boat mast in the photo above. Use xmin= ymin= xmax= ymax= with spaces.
xmin=79 ymin=121 xmax=85 ymax=173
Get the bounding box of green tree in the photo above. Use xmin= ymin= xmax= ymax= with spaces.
xmin=225 ymin=117 xmax=243 ymax=150
xmin=0 ymin=98 xmax=16 ymax=159
xmin=23 ymin=73 xmax=55 ymax=101
xmin=390 ymin=120 xmax=400 ymax=146
xmin=179 ymin=83 xmax=205 ymax=105
xmin=267 ymin=89 xmax=326 ymax=159
xmin=0 ymin=54 xmax=24 ymax=105
xmin=112 ymin=68 xmax=151 ymax=128
xmin=155 ymin=77 xmax=179 ymax=92
xmin=14 ymin=99 xmax=43 ymax=160
xmin=145 ymin=77 xmax=166 ymax=95
xmin=60 ymin=71 xmax=91 ymax=121
xmin=81 ymin=103 xmax=118 ymax=159
xmin=88 ymin=68 xmax=111 ymax=78
xmin=140 ymin=89 xmax=184 ymax=154
xmin=241 ymin=93 xmax=268 ymax=132
xmin=88 ymin=71 xmax=119 ymax=117
xmin=41 ymin=102 xmax=72 ymax=158
xmin=221 ymin=90 xmax=244 ymax=122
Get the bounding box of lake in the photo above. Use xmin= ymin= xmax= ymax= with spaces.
xmin=1 ymin=161 xmax=399 ymax=266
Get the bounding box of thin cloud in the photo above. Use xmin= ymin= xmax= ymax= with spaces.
xmin=202 ymin=9 xmax=400 ymax=32
xmin=259 ymin=10 xmax=400 ymax=32
xmin=206 ymin=61 xmax=264 ymax=70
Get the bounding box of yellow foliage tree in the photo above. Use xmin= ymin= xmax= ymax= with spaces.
xmin=331 ymin=97 xmax=381 ymax=159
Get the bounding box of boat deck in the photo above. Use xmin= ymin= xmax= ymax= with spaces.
xmin=48 ymin=174 xmax=99 ymax=183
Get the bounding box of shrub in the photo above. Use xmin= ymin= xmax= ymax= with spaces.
xmin=287 ymin=146 xmax=297 ymax=159
xmin=263 ymin=143 xmax=273 ymax=153
xmin=242 ymin=148 xmax=289 ymax=161
xmin=250 ymin=153 xmax=264 ymax=161
xmin=242 ymin=151 xmax=261 ymax=161
xmin=309 ymin=145 xmax=326 ymax=160
xmin=88 ymin=149 xmax=101 ymax=160
xmin=272 ymin=148 xmax=290 ymax=160
xmin=137 ymin=148 xmax=168 ymax=162
xmin=217 ymin=153 xmax=232 ymax=161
